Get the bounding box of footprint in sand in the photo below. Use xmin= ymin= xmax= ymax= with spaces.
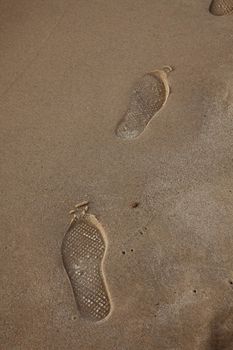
xmin=61 ymin=202 xmax=111 ymax=322
xmin=209 ymin=0 xmax=233 ymax=16
xmin=115 ymin=66 xmax=172 ymax=140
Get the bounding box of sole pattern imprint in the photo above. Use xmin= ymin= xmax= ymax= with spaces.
xmin=210 ymin=0 xmax=233 ymax=15
xmin=62 ymin=210 xmax=111 ymax=322
xmin=115 ymin=67 xmax=172 ymax=140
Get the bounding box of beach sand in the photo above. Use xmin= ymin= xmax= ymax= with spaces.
xmin=1 ymin=0 xmax=233 ymax=349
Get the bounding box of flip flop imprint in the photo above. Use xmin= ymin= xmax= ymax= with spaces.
xmin=115 ymin=66 xmax=172 ymax=140
xmin=61 ymin=203 xmax=111 ymax=321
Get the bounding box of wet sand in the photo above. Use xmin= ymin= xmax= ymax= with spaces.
xmin=1 ymin=1 xmax=233 ymax=349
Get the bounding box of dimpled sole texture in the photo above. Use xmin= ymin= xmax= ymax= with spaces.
xmin=115 ymin=69 xmax=170 ymax=139
xmin=210 ymin=0 xmax=233 ymax=15
xmin=61 ymin=215 xmax=111 ymax=321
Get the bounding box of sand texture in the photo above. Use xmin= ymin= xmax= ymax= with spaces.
xmin=1 ymin=1 xmax=233 ymax=349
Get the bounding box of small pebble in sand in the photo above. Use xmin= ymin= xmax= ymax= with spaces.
xmin=131 ymin=202 xmax=140 ymax=208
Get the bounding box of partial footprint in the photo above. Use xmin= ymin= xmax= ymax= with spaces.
xmin=61 ymin=203 xmax=111 ymax=321
xmin=209 ymin=0 xmax=233 ymax=16
xmin=115 ymin=66 xmax=172 ymax=140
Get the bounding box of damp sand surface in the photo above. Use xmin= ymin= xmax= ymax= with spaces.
xmin=1 ymin=1 xmax=233 ymax=349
